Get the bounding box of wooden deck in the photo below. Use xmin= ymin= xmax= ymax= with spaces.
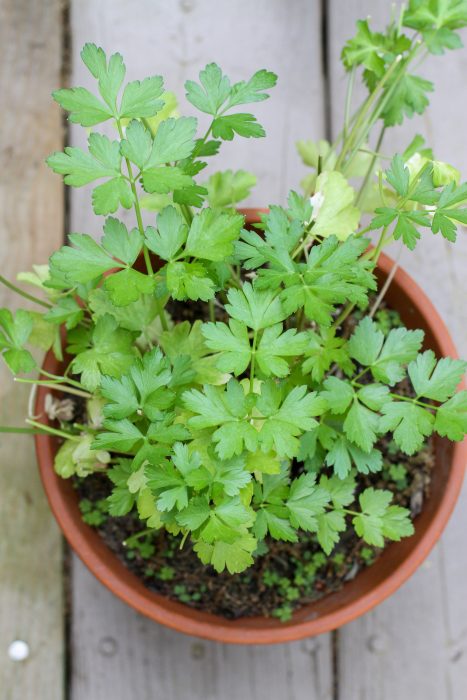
xmin=0 ymin=1 xmax=466 ymax=698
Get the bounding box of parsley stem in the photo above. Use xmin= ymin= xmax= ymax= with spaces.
xmin=116 ymin=119 xmax=169 ymax=333
xmin=355 ymin=125 xmax=386 ymax=207
xmin=13 ymin=377 xmax=91 ymax=398
xmin=343 ymin=66 xmax=356 ymax=144
xmin=249 ymin=330 xmax=258 ymax=392
xmin=335 ymin=55 xmax=402 ymax=171
xmin=0 ymin=274 xmax=52 ymax=309
xmin=38 ymin=368 xmax=85 ymax=390
xmin=0 ymin=425 xmax=54 ymax=435
xmin=25 ymin=419 xmax=81 ymax=441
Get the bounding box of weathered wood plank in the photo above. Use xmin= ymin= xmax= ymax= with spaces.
xmin=68 ymin=0 xmax=326 ymax=237
xmin=0 ymin=0 xmax=65 ymax=697
xmin=71 ymin=558 xmax=333 ymax=700
xmin=327 ymin=2 xmax=467 ymax=698
xmin=68 ymin=1 xmax=333 ymax=697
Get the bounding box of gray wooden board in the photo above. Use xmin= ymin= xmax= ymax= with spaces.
xmin=0 ymin=0 xmax=65 ymax=697
xmin=69 ymin=1 xmax=334 ymax=698
xmin=328 ymin=2 xmax=467 ymax=698
xmin=69 ymin=0 xmax=326 ymax=238
xmin=71 ymin=557 xmax=333 ymax=700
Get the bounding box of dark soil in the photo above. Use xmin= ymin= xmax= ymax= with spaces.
xmin=70 ymin=297 xmax=436 ymax=622
xmin=74 ymin=436 xmax=434 ymax=621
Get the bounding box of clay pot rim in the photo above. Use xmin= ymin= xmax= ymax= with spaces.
xmin=34 ymin=212 xmax=466 ymax=644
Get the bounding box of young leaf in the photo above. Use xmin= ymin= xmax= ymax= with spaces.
xmin=47 ymin=133 xmax=121 ymax=186
xmin=147 ymin=117 xmax=197 ymax=166
xmin=185 ymin=208 xmax=244 ymax=261
xmin=225 ymin=283 xmax=286 ymax=330
xmin=185 ymin=63 xmax=231 ymax=115
xmin=205 ymin=170 xmax=257 ymax=208
xmin=145 ymin=206 xmax=188 ymax=261
xmin=408 ymin=350 xmax=466 ymax=401
xmin=166 ymin=261 xmax=216 ymax=302
xmin=379 ymin=401 xmax=435 ymax=454
xmin=0 ymin=309 xmax=35 ymax=373
xmin=81 ymin=43 xmax=125 ymax=111
xmin=353 ymin=487 xmax=413 ymax=547
xmin=212 ymin=113 xmax=266 ymax=140
xmin=119 ymin=76 xmax=165 ymax=118
xmin=52 ymin=87 xmax=112 ymax=126
xmin=434 ymin=390 xmax=467 ymax=441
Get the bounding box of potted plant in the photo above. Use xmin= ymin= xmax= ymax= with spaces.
xmin=1 ymin=4 xmax=467 ymax=644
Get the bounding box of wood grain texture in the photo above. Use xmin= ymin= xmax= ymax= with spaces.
xmin=0 ymin=0 xmax=65 ymax=697
xmin=327 ymin=2 xmax=467 ymax=698
xmin=68 ymin=2 xmax=334 ymax=697
xmin=71 ymin=558 xmax=333 ymax=700
xmin=68 ymin=0 xmax=326 ymax=237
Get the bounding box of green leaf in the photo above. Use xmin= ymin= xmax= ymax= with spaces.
xmin=0 ymin=309 xmax=35 ymax=373
xmin=256 ymin=324 xmax=308 ymax=377
xmin=302 ymin=329 xmax=355 ymax=382
xmin=183 ymin=380 xmax=257 ymax=459
xmin=343 ymin=398 xmax=380 ymax=453
xmin=50 ymin=233 xmax=116 ymax=284
xmin=185 ymin=208 xmax=244 ymax=261
xmin=194 ymin=533 xmax=257 ymax=574
xmin=348 ymin=316 xmax=384 ymax=366
xmin=353 ymin=487 xmax=413 ymax=547
xmin=382 ymin=73 xmax=434 ymax=127
xmin=225 ymin=283 xmax=286 ymax=331
xmin=202 ymin=319 xmax=251 ymax=375
xmin=286 ymin=473 xmax=330 ymax=531
xmin=107 ymin=460 xmax=136 ymax=515
xmin=310 ymin=172 xmax=360 ymax=240
xmin=386 ymin=154 xmax=410 ymax=196
xmin=160 ymin=320 xmax=227 ymax=385
xmin=212 ymin=114 xmax=265 ymax=140
xmin=434 ymin=390 xmax=467 ymax=440
xmin=81 ymin=43 xmax=125 ymax=111
xmin=101 ymin=217 xmax=143 ymax=265
xmin=120 ymin=119 xmax=153 ymax=169
xmin=101 ymin=347 xmax=172 ymax=420
xmin=166 ymin=261 xmax=216 ymax=301
xmin=185 ymin=63 xmax=231 ymax=115
xmin=120 ymin=76 xmax=165 ymax=118
xmin=205 ymin=170 xmax=257 ymax=208
xmin=431 ymin=181 xmax=467 ymax=242
xmin=92 ymin=177 xmax=134 ymax=215
xmin=142 ymin=166 xmax=194 ymax=194
xmin=47 ymin=133 xmax=121 ymax=186
xmin=379 ymin=401 xmax=435 ymax=454
xmin=321 ymin=377 xmax=355 ymax=414
xmin=408 ymin=350 xmax=466 ymax=401
xmin=68 ymin=314 xmax=136 ymax=391
xmin=372 ymin=326 xmax=425 ymax=384
xmin=341 ymin=19 xmax=387 ymax=73
xmin=227 ymin=69 xmax=277 ymax=107
xmin=316 ymin=511 xmax=346 ymax=554
xmin=44 ymin=296 xmax=84 ymax=330
xmin=325 ymin=435 xmax=383 ymax=478
xmin=257 ymin=382 xmax=325 ymax=459
xmin=147 ymin=117 xmax=197 ymax=166
xmin=145 ymin=206 xmax=188 ymax=261
xmin=52 ymin=87 xmax=112 ymax=126
xmin=104 ymin=268 xmax=155 ymax=306
xmin=93 ymin=418 xmax=144 ymax=453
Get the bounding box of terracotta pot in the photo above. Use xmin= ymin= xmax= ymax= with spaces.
xmin=34 ymin=211 xmax=466 ymax=644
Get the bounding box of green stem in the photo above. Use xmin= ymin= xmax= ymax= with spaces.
xmin=25 ymin=419 xmax=81 ymax=441
xmin=355 ymin=125 xmax=386 ymax=207
xmin=13 ymin=378 xmax=91 ymax=398
xmin=39 ymin=369 xmax=85 ymax=390
xmin=0 ymin=274 xmax=52 ymax=309
xmin=116 ymin=120 xmax=169 ymax=332
xmin=335 ymin=55 xmax=402 ymax=171
xmin=249 ymin=330 xmax=258 ymax=392
xmin=208 ymin=299 xmax=215 ymax=322
xmin=0 ymin=426 xmax=51 ymax=435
